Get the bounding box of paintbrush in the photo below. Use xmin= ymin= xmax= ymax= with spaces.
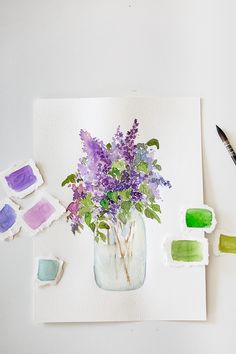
xmin=216 ymin=125 xmax=236 ymax=165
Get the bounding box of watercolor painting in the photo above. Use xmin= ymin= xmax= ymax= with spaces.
xmin=0 ymin=199 xmax=21 ymax=241
xmin=22 ymin=192 xmax=65 ymax=236
xmin=36 ymin=256 xmax=64 ymax=287
xmin=0 ymin=159 xmax=43 ymax=198
xmin=62 ymin=119 xmax=171 ymax=291
xmin=181 ymin=205 xmax=217 ymax=233
xmin=163 ymin=236 xmax=209 ymax=266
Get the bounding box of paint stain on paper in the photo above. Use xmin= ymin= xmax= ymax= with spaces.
xmin=0 ymin=204 xmax=17 ymax=233
xmin=186 ymin=208 xmax=213 ymax=228
xmin=171 ymin=240 xmax=203 ymax=262
xmin=5 ymin=165 xmax=37 ymax=192
xmin=23 ymin=198 xmax=55 ymax=230
xmin=219 ymin=234 xmax=236 ymax=254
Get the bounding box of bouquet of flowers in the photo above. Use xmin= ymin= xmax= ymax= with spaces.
xmin=62 ymin=119 xmax=171 ymax=242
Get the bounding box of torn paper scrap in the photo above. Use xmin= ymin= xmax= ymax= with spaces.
xmin=0 ymin=159 xmax=44 ymax=198
xmin=36 ymin=256 xmax=64 ymax=286
xmin=181 ymin=205 xmax=217 ymax=233
xmin=22 ymin=192 xmax=65 ymax=235
xmin=163 ymin=235 xmax=209 ymax=267
xmin=0 ymin=199 xmax=21 ymax=241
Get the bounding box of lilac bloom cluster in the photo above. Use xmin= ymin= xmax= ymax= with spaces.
xmin=62 ymin=119 xmax=171 ymax=239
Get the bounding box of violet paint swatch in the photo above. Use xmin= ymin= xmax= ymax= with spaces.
xmin=0 ymin=204 xmax=17 ymax=233
xmin=5 ymin=165 xmax=37 ymax=192
xmin=23 ymin=198 xmax=55 ymax=230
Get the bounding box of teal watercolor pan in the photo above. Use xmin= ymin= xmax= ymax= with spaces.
xmin=36 ymin=256 xmax=64 ymax=287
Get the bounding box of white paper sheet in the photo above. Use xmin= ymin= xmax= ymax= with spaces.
xmin=33 ymin=97 xmax=206 ymax=322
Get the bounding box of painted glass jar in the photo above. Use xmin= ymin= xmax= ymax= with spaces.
xmin=94 ymin=210 xmax=146 ymax=291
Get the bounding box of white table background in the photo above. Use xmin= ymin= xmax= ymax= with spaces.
xmin=1 ymin=1 xmax=236 ymax=353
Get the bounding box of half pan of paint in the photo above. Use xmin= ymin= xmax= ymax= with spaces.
xmin=35 ymin=256 xmax=64 ymax=286
xmin=181 ymin=204 xmax=216 ymax=233
xmin=0 ymin=199 xmax=21 ymax=241
xmin=0 ymin=159 xmax=44 ymax=198
xmin=163 ymin=235 xmax=209 ymax=267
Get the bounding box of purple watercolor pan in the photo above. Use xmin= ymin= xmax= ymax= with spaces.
xmin=23 ymin=198 xmax=55 ymax=230
xmin=0 ymin=159 xmax=44 ymax=198
xmin=22 ymin=193 xmax=65 ymax=235
xmin=0 ymin=199 xmax=21 ymax=241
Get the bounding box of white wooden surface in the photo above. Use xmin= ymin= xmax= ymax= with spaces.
xmin=1 ymin=1 xmax=236 ymax=353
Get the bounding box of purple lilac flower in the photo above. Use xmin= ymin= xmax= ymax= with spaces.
xmin=63 ymin=119 xmax=171 ymax=235
xmin=122 ymin=119 xmax=139 ymax=162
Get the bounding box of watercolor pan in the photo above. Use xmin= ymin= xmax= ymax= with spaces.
xmin=22 ymin=192 xmax=65 ymax=235
xmin=35 ymin=256 xmax=64 ymax=286
xmin=181 ymin=204 xmax=217 ymax=233
xmin=214 ymin=232 xmax=236 ymax=255
xmin=0 ymin=199 xmax=21 ymax=241
xmin=0 ymin=159 xmax=44 ymax=198
xmin=163 ymin=235 xmax=209 ymax=267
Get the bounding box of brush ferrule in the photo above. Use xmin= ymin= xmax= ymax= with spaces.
xmin=224 ymin=141 xmax=235 ymax=156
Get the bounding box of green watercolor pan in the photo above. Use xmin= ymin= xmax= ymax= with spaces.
xmin=181 ymin=204 xmax=217 ymax=233
xmin=163 ymin=236 xmax=209 ymax=267
xmin=214 ymin=232 xmax=236 ymax=255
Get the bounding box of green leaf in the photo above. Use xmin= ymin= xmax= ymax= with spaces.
xmin=80 ymin=193 xmax=94 ymax=208
xmin=89 ymin=222 xmax=96 ymax=232
xmin=61 ymin=173 xmax=76 ymax=187
xmin=136 ymin=143 xmax=146 ymax=149
xmin=153 ymin=159 xmax=162 ymax=171
xmin=108 ymin=167 xmax=120 ymax=178
xmin=97 ymin=230 xmax=106 ymax=242
xmin=136 ymin=161 xmax=149 ymax=173
xmin=84 ymin=212 xmax=92 ymax=226
xmin=99 ymin=221 xmax=110 ymax=230
xmin=146 ymin=138 xmax=159 ymax=149
xmin=100 ymin=198 xmax=109 ymax=209
xmin=107 ymin=191 xmax=118 ymax=202
xmin=112 ymin=159 xmax=126 ymax=172
xmin=150 ymin=204 xmax=161 ymax=212
xmin=119 ymin=189 xmax=131 ymax=200
xmin=106 ymin=143 xmax=112 ymax=150
xmin=79 ymin=206 xmax=90 ymax=216
xmin=95 ymin=235 xmax=99 ymax=243
xmin=135 ymin=202 xmax=144 ymax=213
xmin=144 ymin=207 xmax=161 ymax=223
xmin=118 ymin=212 xmax=127 ymax=224
xmin=139 ymin=183 xmax=151 ymax=196
xmin=121 ymin=201 xmax=131 ymax=214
